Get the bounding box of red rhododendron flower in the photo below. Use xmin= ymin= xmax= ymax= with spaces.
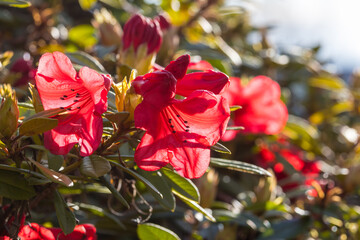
xmin=133 ymin=55 xmax=230 ymax=178
xmin=0 ymin=223 xmax=97 ymax=240
xmin=35 ymin=52 xmax=111 ymax=156
xmin=122 ymin=14 xmax=162 ymax=54
xmin=188 ymin=60 xmax=214 ymax=71
xmin=222 ymin=76 xmax=288 ymax=141
xmin=258 ymin=145 xmax=320 ymax=196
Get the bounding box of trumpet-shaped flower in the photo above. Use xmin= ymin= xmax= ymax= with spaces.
xmin=133 ymin=55 xmax=230 ymax=178
xmin=35 ymin=52 xmax=111 ymax=156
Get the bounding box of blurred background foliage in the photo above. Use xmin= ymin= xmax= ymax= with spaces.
xmin=1 ymin=0 xmax=360 ymax=239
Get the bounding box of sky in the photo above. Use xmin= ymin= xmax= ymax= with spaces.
xmin=228 ymin=0 xmax=360 ymax=73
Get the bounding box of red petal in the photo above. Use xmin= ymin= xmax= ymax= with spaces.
xmin=77 ymin=112 xmax=104 ymax=156
xmin=188 ymin=60 xmax=214 ymax=71
xmin=37 ymin=52 xmax=76 ymax=81
xmin=79 ymin=67 xmax=109 ymax=114
xmin=176 ymin=70 xmax=229 ymax=97
xmin=132 ymin=70 xmax=176 ymax=109
xmin=172 ymin=90 xmax=230 ymax=146
xmin=165 ymin=55 xmax=190 ymax=80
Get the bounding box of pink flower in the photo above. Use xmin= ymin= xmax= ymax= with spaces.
xmin=35 ymin=52 xmax=111 ymax=156
xmin=222 ymin=76 xmax=288 ymax=141
xmin=133 ymin=55 xmax=230 ymax=178
xmin=122 ymin=14 xmax=162 ymax=54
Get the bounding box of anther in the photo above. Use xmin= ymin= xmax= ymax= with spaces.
xmin=71 ymin=89 xmax=75 ymax=91
xmin=63 ymin=95 xmax=67 ymax=98
xmin=186 ymin=126 xmax=190 ymax=128
xmin=60 ymin=97 xmax=65 ymax=100
xmin=60 ymin=107 xmax=64 ymax=109
xmin=67 ymin=108 xmax=71 ymax=110
xmin=169 ymin=119 xmax=172 ymax=123
xmin=76 ymin=93 xmax=80 ymax=98
xmin=172 ymin=131 xmax=176 ymax=133
xmin=77 ymin=107 xmax=80 ymax=109
xmin=74 ymin=100 xmax=79 ymax=102
xmin=176 ymin=115 xmax=180 ymax=117
xmin=185 ymin=129 xmax=189 ymax=132
xmin=170 ymin=125 xmax=174 ymax=128
xmin=183 ymin=140 xmax=187 ymax=143
xmin=184 ymin=121 xmax=188 ymax=124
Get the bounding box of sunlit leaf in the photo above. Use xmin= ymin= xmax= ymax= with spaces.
xmin=309 ymin=76 xmax=347 ymax=91
xmin=19 ymin=117 xmax=58 ymax=136
xmin=211 ymin=142 xmax=231 ymax=154
xmin=28 ymin=158 xmax=73 ymax=187
xmin=68 ymin=25 xmax=96 ymax=49
xmin=80 ymin=155 xmax=111 ymax=178
xmin=161 ymin=168 xmax=200 ymax=202
xmin=210 ymin=158 xmax=272 ymax=176
xmin=78 ymin=0 xmax=96 ymax=10
xmin=0 ymin=0 xmax=31 ymax=7
xmin=137 ymin=223 xmax=180 ymax=240
xmin=173 ymin=191 xmax=216 ymax=222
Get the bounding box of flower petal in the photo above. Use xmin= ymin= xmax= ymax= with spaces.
xmin=172 ymin=90 xmax=230 ymax=146
xmin=176 ymin=70 xmax=229 ymax=97
xmin=188 ymin=60 xmax=214 ymax=71
xmin=164 ymin=54 xmax=190 ymax=80
xmin=37 ymin=52 xmax=76 ymax=81
xmin=79 ymin=66 xmax=109 ymax=114
xmin=132 ymin=70 xmax=176 ymax=109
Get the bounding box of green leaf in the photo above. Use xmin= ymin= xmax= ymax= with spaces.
xmin=211 ymin=142 xmax=231 ymax=154
xmin=23 ymin=108 xmax=65 ymax=121
xmin=226 ymin=126 xmax=244 ymax=131
xmin=230 ymin=105 xmax=242 ymax=112
xmin=80 ymin=155 xmax=111 ymax=178
xmin=161 ymin=168 xmax=200 ymax=202
xmin=210 ymin=158 xmax=272 ymax=176
xmin=78 ymin=0 xmax=96 ymax=10
xmin=309 ymin=76 xmax=347 ymax=91
xmin=258 ymin=216 xmax=311 ymax=240
xmin=47 ymin=152 xmax=64 ymax=171
xmin=68 ymin=25 xmax=97 ymax=49
xmin=104 ymin=112 xmax=130 ymax=124
xmin=0 ymin=0 xmax=31 ymax=7
xmin=137 ymin=223 xmax=180 ymax=240
xmin=66 ymin=51 xmax=106 ymax=73
xmin=137 ymin=169 xmax=176 ymax=211
xmin=78 ymin=202 xmax=126 ymax=229
xmin=53 ymin=190 xmax=76 ymax=235
xmin=213 ymin=210 xmax=267 ymax=231
xmin=0 ymin=169 xmax=36 ymax=200
xmin=99 ymin=176 xmax=130 ymax=208
xmin=28 ymin=158 xmax=73 ymax=187
xmin=19 ymin=117 xmax=58 ymax=136
xmin=110 ymin=161 xmax=163 ymax=200
xmin=173 ymin=191 xmax=216 ymax=222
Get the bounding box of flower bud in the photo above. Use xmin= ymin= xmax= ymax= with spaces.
xmin=118 ymin=14 xmax=163 ymax=75
xmin=0 ymin=84 xmax=19 ymax=139
xmin=92 ymin=8 xmax=123 ymax=47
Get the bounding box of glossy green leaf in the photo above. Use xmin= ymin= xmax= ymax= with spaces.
xmin=68 ymin=25 xmax=96 ymax=49
xmin=47 ymin=152 xmax=64 ymax=171
xmin=66 ymin=51 xmax=106 ymax=73
xmin=0 ymin=0 xmax=31 ymax=7
xmin=210 ymin=158 xmax=272 ymax=176
xmin=80 ymin=155 xmax=111 ymax=178
xmin=99 ymin=176 xmax=130 ymax=208
xmin=161 ymin=168 xmax=200 ymax=202
xmin=110 ymin=161 xmax=163 ymax=200
xmin=137 ymin=223 xmax=180 ymax=240
xmin=173 ymin=191 xmax=216 ymax=222
xmin=28 ymin=158 xmax=73 ymax=187
xmin=19 ymin=117 xmax=58 ymax=136
xmin=53 ymin=190 xmax=76 ymax=235
xmin=0 ymin=169 xmax=36 ymax=200
xmin=211 ymin=142 xmax=231 ymax=154
xmin=137 ymin=169 xmax=176 ymax=211
xmin=23 ymin=108 xmax=65 ymax=121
